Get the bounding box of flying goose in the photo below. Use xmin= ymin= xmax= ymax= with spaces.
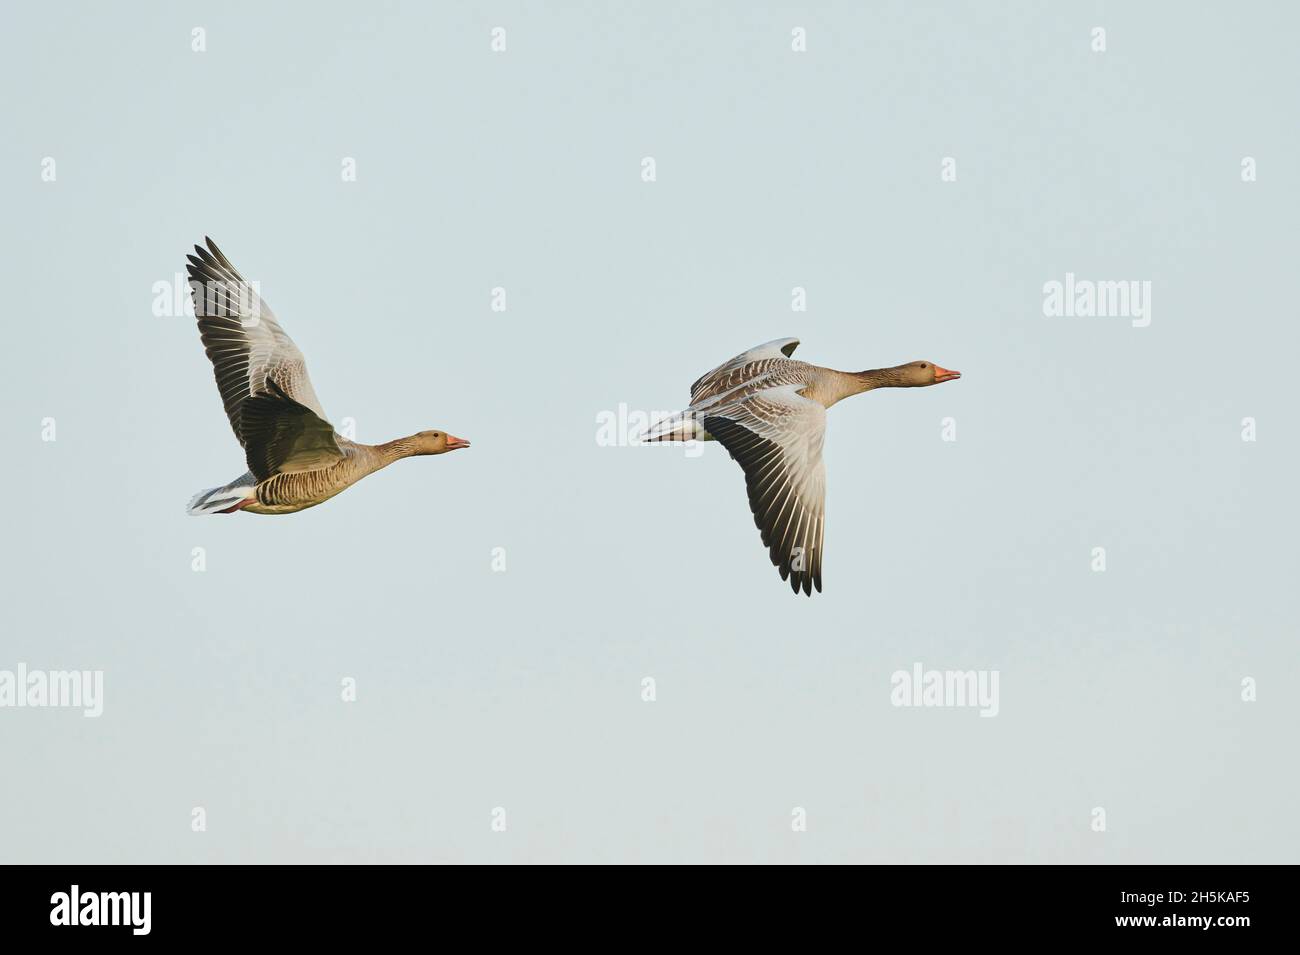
xmin=184 ymin=238 xmax=469 ymax=515
xmin=643 ymin=338 xmax=961 ymax=595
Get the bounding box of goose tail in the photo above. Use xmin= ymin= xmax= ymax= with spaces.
xmin=187 ymin=480 xmax=256 ymax=515
xmin=641 ymin=410 xmax=710 ymax=443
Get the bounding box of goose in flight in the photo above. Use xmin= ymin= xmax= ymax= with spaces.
xmin=643 ymin=338 xmax=961 ymax=595
xmin=183 ymin=238 xmax=469 ymax=515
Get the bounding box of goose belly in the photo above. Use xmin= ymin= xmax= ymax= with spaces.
xmin=247 ymin=466 xmax=355 ymax=514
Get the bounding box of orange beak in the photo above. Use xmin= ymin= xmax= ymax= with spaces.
xmin=445 ymin=434 xmax=471 ymax=450
xmin=933 ymin=365 xmax=961 ymax=383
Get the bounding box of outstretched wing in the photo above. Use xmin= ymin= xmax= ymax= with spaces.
xmin=185 ymin=237 xmax=331 ymax=449
xmin=689 ymin=337 xmax=800 ymax=405
xmin=703 ymin=383 xmax=827 ymax=595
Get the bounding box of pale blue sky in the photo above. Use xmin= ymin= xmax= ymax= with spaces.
xmin=1 ymin=1 xmax=1296 ymax=863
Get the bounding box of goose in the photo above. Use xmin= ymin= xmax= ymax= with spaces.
xmin=643 ymin=338 xmax=961 ymax=595
xmin=183 ymin=238 xmax=469 ymax=515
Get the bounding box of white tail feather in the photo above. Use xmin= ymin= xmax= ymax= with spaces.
xmin=641 ymin=411 xmax=708 ymax=443
xmin=187 ymin=484 xmax=254 ymax=515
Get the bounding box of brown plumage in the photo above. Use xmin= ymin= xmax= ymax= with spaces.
xmin=645 ymin=338 xmax=961 ymax=596
xmin=184 ymin=238 xmax=469 ymax=515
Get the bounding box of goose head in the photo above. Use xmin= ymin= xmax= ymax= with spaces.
xmin=903 ymin=361 xmax=961 ymax=386
xmin=412 ymin=430 xmax=471 ymax=454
